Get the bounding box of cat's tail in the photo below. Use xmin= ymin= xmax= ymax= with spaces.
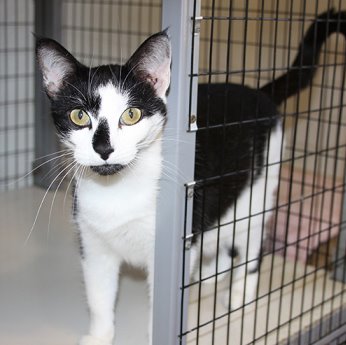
xmin=260 ymin=9 xmax=346 ymax=105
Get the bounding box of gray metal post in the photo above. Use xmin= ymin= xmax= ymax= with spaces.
xmin=152 ymin=0 xmax=200 ymax=344
xmin=34 ymin=0 xmax=62 ymax=189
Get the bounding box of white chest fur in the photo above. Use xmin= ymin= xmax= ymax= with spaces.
xmin=75 ymin=141 xmax=162 ymax=266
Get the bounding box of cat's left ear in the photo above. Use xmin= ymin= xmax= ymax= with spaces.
xmin=126 ymin=30 xmax=171 ymax=100
xmin=36 ymin=37 xmax=81 ymax=99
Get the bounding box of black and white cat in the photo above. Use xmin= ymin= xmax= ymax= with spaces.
xmin=35 ymin=9 xmax=345 ymax=345
xmin=191 ymin=9 xmax=346 ymax=311
xmin=36 ymin=31 xmax=170 ymax=345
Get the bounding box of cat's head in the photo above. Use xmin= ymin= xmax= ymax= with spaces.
xmin=36 ymin=31 xmax=171 ymax=176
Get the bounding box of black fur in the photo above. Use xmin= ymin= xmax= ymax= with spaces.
xmin=261 ymin=9 xmax=346 ymax=104
xmin=90 ymin=164 xmax=125 ymax=176
xmin=71 ymin=183 xmax=84 ymax=258
xmin=92 ymin=118 xmax=113 ymax=160
xmin=228 ymin=246 xmax=239 ymax=259
xmin=192 ymin=9 xmax=346 ymax=246
xmin=193 ymin=83 xmax=278 ymax=234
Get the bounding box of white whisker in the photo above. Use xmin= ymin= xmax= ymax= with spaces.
xmin=24 ymin=160 xmax=77 ymax=246
xmin=63 ymin=163 xmax=84 ymax=214
xmin=2 ymin=151 xmax=73 ymax=188
xmin=33 ymin=149 xmax=71 ymax=162
xmin=47 ymin=161 xmax=79 ymax=240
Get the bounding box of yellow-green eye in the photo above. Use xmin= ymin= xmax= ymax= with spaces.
xmin=120 ymin=108 xmax=142 ymax=126
xmin=70 ymin=109 xmax=91 ymax=127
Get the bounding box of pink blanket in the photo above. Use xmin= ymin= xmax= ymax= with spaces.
xmin=267 ymin=167 xmax=343 ymax=262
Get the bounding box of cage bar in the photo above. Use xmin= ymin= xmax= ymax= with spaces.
xmin=153 ymin=1 xmax=198 ymax=344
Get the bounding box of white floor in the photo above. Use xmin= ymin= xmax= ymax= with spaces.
xmin=1 ymin=187 xmax=345 ymax=345
xmin=0 ymin=188 xmax=148 ymax=345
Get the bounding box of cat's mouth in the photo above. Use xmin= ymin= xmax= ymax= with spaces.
xmin=90 ymin=164 xmax=125 ymax=176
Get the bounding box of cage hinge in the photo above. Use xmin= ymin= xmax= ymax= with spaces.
xmin=192 ymin=16 xmax=203 ymax=35
xmin=185 ymin=181 xmax=196 ymax=198
xmin=184 ymin=233 xmax=195 ymax=250
xmin=189 ymin=114 xmax=198 ymax=132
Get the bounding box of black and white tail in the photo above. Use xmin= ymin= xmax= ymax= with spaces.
xmin=260 ymin=9 xmax=346 ymax=105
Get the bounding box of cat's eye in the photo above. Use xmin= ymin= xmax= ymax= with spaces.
xmin=120 ymin=108 xmax=142 ymax=126
xmin=70 ymin=109 xmax=91 ymax=127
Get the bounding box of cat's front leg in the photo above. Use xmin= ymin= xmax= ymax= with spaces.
xmin=147 ymin=259 xmax=154 ymax=345
xmin=79 ymin=232 xmax=121 ymax=345
xmin=222 ymin=251 xmax=260 ymax=310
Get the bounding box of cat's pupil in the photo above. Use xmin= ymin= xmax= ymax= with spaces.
xmin=78 ymin=110 xmax=84 ymax=119
xmin=129 ymin=109 xmax=133 ymax=119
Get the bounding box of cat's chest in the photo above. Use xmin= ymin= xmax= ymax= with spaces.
xmin=75 ymin=172 xmax=158 ymax=233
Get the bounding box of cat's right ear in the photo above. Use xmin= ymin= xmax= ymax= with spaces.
xmin=36 ymin=37 xmax=79 ymax=99
xmin=126 ymin=30 xmax=171 ymax=100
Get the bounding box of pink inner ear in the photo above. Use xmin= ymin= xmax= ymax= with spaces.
xmin=147 ymin=58 xmax=170 ymax=99
xmin=39 ymin=48 xmax=74 ymax=97
xmin=146 ymin=76 xmax=158 ymax=87
xmin=44 ymin=69 xmax=64 ymax=94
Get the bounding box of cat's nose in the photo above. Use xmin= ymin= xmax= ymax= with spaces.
xmin=94 ymin=145 xmax=114 ymax=161
xmin=92 ymin=118 xmax=114 ymax=161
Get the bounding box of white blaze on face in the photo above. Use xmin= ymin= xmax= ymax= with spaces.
xmin=67 ymin=83 xmax=164 ymax=168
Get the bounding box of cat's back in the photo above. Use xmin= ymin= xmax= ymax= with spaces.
xmin=197 ymin=83 xmax=278 ymax=127
xmin=193 ymin=83 xmax=282 ymax=229
xmin=195 ymin=83 xmax=280 ymax=179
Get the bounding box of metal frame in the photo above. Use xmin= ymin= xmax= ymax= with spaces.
xmin=152 ymin=0 xmax=199 ymax=344
xmin=34 ymin=0 xmax=62 ymax=189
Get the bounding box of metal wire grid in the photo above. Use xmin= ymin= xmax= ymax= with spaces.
xmin=61 ymin=0 xmax=161 ymax=66
xmin=180 ymin=0 xmax=346 ymax=344
xmin=0 ymin=0 xmax=35 ymax=190
xmin=1 ymin=0 xmax=345 ymax=343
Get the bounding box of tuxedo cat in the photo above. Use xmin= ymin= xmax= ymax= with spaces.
xmin=191 ymin=8 xmax=346 ymax=310
xmin=35 ymin=9 xmax=345 ymax=345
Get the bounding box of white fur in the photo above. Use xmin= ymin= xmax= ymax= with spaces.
xmin=190 ymin=123 xmax=283 ymax=310
xmin=74 ymin=84 xmax=163 ymax=345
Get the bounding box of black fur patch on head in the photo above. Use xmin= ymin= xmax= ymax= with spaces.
xmin=121 ymin=66 xmax=167 ymax=120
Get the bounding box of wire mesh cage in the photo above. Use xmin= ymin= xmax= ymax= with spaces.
xmin=0 ymin=0 xmax=346 ymax=345
xmin=180 ymin=1 xmax=346 ymax=344
xmin=0 ymin=0 xmax=35 ymax=189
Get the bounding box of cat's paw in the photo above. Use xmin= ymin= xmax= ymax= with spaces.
xmin=79 ymin=335 xmax=112 ymax=345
